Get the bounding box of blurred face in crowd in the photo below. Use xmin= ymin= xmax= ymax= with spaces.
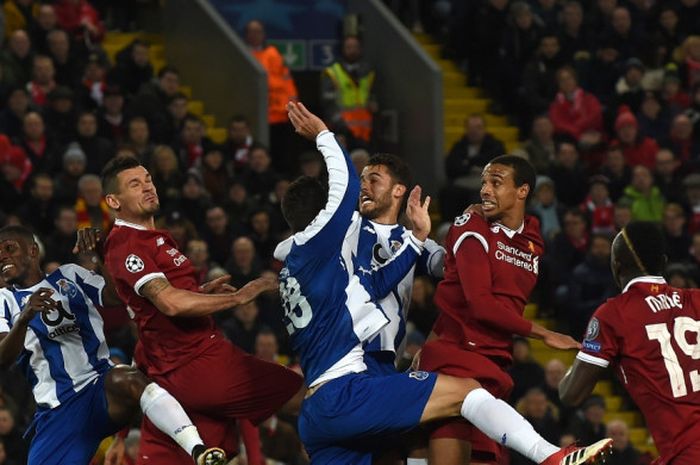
xmin=251 ymin=211 xmax=270 ymax=236
xmin=607 ymin=421 xmax=630 ymax=451
xmin=605 ymin=149 xmax=625 ymax=174
xmin=564 ymin=212 xmax=586 ymax=240
xmin=132 ymin=43 xmax=150 ymax=67
xmin=0 ymin=409 xmax=14 ymax=435
xmin=590 ymin=182 xmax=609 ymax=205
xmin=203 ymin=150 xmax=224 ymax=171
xmin=545 ymin=359 xmax=566 ymax=389
xmin=590 ymin=235 xmax=612 ymax=262
xmin=359 ymin=164 xmax=404 ymax=220
xmin=563 ymin=2 xmax=583 ymax=30
xmin=585 ymin=403 xmax=606 ymax=425
xmin=342 ymin=36 xmax=362 ymax=63
xmin=33 ymin=176 xmax=54 ymax=202
xmin=557 ymin=68 xmax=578 ymax=94
xmin=48 ymin=30 xmax=70 ymax=60
xmin=631 ymin=165 xmax=653 ymax=194
xmin=249 ymin=147 xmax=271 ymax=173
xmin=169 ymin=97 xmax=188 ymax=121
xmin=8 ymin=89 xmax=29 ymax=115
xmin=205 ymin=207 xmax=228 ymax=235
xmin=663 ymin=204 xmax=686 ymax=236
xmin=691 ymin=233 xmax=700 ymax=263
xmin=523 ymin=390 xmax=548 ymax=420
xmin=598 ymin=0 xmax=617 ymax=15
xmin=535 ymin=183 xmax=555 ymax=206
xmin=65 ymin=157 xmax=86 ymax=177
xmin=10 ymin=30 xmax=30 ymax=58
xmin=182 ymin=120 xmax=203 ymax=145
xmin=532 ymin=116 xmax=553 ymax=142
xmin=235 ymin=300 xmax=258 ymax=326
xmin=229 ymin=183 xmax=247 ymax=204
xmin=182 ymin=176 xmax=203 ymax=199
xmin=672 ymin=115 xmax=693 ymax=140
xmin=186 ymin=239 xmax=209 ymax=268
xmin=78 ymin=113 xmax=98 ymax=138
xmin=255 ymin=332 xmax=279 ymax=362
xmin=153 ymin=147 xmax=178 ymax=174
xmin=515 ymin=9 xmax=533 ymax=30
xmin=557 ymin=143 xmax=578 ymax=169
xmin=0 ymin=440 xmax=6 ymax=463
xmin=23 ymin=112 xmax=45 ymax=140
xmin=512 ymin=340 xmax=530 ymax=363
xmin=625 ymin=67 xmax=643 ymax=87
xmin=80 ymin=177 xmax=103 ymax=207
xmin=641 ymin=93 xmax=661 ymax=119
xmin=612 ymin=7 xmax=631 ymax=35
xmin=159 ymin=71 xmax=180 ymax=97
xmin=655 ymin=149 xmax=678 ymax=177
xmin=129 ymin=119 xmax=150 ymax=146
xmin=245 ymin=20 xmax=265 ymax=48
xmin=466 ymin=116 xmax=486 ymax=144
xmin=33 ymin=56 xmax=55 ymax=84
xmin=540 ymin=36 xmax=560 ymax=60
xmin=103 ymin=93 xmax=124 ymax=115
xmin=617 ymin=123 xmax=637 ymax=145
xmin=659 ymin=8 xmax=678 ymax=31
xmin=84 ymin=61 xmax=105 ymax=83
xmin=232 ymin=237 xmax=255 ymax=268
xmin=229 ymin=120 xmax=251 ymax=145
xmin=56 ymin=208 xmax=77 ymax=236
xmin=274 ymin=179 xmax=289 ymax=204
xmin=490 ymin=0 xmax=508 ymax=10
xmin=38 ymin=5 xmax=57 ymax=30
xmin=614 ymin=205 xmax=632 ymax=229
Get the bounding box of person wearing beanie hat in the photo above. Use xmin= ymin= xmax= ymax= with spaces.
xmin=53 ymin=143 xmax=88 ymax=204
xmin=615 ymin=57 xmax=646 ymax=114
xmin=0 ymin=136 xmax=32 ymax=190
xmin=613 ymin=105 xmax=659 ymax=169
xmin=528 ymin=175 xmax=564 ymax=240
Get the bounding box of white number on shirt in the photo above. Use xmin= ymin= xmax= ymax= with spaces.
xmin=646 ymin=317 xmax=700 ymax=398
xmin=280 ymin=276 xmax=313 ymax=335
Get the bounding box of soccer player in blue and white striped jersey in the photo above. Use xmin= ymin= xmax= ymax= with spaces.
xmin=0 ymin=226 xmax=225 ymax=465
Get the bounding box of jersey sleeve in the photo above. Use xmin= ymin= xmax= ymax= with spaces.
xmin=107 ymin=236 xmax=166 ymax=297
xmin=59 ymin=264 xmax=106 ymax=307
xmin=416 ymin=238 xmax=445 ymax=278
xmin=363 ymin=233 xmax=424 ymax=300
xmin=576 ymin=301 xmax=620 ymax=368
xmin=292 ymin=130 xmax=360 ymax=255
xmin=0 ymin=292 xmax=15 ymax=333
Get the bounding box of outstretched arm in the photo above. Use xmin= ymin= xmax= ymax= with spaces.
xmin=559 ymin=358 xmax=606 ymax=406
xmin=0 ymin=289 xmax=57 ymax=367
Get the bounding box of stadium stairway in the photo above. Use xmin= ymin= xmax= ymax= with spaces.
xmin=102 ymin=31 xmax=228 ymax=144
xmin=523 ymin=304 xmax=658 ymax=457
xmin=412 ymin=33 xmax=520 ymax=155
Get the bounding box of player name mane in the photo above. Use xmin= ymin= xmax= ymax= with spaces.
xmin=644 ymin=292 xmax=682 ymax=313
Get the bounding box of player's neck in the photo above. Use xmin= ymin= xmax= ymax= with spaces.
xmin=618 ymin=271 xmax=645 ymax=291
xmin=494 ymin=210 xmax=524 ymax=232
xmin=369 ymin=205 xmax=400 ymax=225
xmin=19 ymin=267 xmax=44 ymax=288
xmin=117 ymin=214 xmax=156 ymax=230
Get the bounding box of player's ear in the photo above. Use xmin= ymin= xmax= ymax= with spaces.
xmin=517 ymin=184 xmax=530 ymax=201
xmin=105 ymin=194 xmax=120 ymax=211
xmin=393 ymin=183 xmax=406 ymax=199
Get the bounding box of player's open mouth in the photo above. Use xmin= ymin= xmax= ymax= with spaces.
xmin=1 ymin=264 xmax=14 ymax=273
xmin=482 ymin=200 xmax=496 ymax=211
xmin=360 ymin=195 xmax=373 ymax=206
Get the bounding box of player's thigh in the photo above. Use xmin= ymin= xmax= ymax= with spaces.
xmin=428 ymin=437 xmax=471 ymax=465
xmin=428 ymin=419 xmax=502 ymax=465
xmin=299 ymin=372 xmax=437 ymax=450
xmin=104 ymin=365 xmax=150 ymax=424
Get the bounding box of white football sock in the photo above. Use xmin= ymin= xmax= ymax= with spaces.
xmin=460 ymin=388 xmax=559 ymax=463
xmin=140 ymin=383 xmax=203 ymax=455
xmin=407 ymin=460 xmax=428 ymax=465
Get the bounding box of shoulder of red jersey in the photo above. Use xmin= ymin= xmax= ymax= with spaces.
xmin=447 ymin=212 xmax=491 ymax=255
xmin=105 ymin=225 xmax=165 ymax=260
xmin=523 ymin=215 xmax=545 ymax=249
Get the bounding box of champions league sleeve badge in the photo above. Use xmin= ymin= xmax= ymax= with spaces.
xmin=125 ymin=254 xmax=145 ymax=273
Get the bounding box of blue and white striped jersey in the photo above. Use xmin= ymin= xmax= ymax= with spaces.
xmin=361 ymin=220 xmax=445 ymax=355
xmin=0 ymin=264 xmax=111 ymax=409
xmin=274 ymin=131 xmax=423 ymax=386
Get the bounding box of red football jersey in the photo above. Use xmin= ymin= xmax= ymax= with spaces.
xmin=104 ymin=219 xmax=219 ymax=376
xmin=578 ymin=277 xmax=700 ymax=463
xmin=434 ymin=213 xmax=544 ymax=362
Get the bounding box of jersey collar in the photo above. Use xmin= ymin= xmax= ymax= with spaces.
xmin=622 ymin=276 xmax=667 ymax=294
xmin=114 ymin=218 xmax=147 ymax=230
xmin=492 ymin=221 xmax=524 ymax=239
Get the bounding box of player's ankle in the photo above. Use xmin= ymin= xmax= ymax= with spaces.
xmin=191 ymin=444 xmax=205 ymax=461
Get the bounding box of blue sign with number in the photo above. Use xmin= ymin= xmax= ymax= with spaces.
xmin=309 ymin=40 xmax=338 ymax=70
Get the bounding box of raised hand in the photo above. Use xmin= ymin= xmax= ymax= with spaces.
xmin=542 ymin=330 xmax=582 ymax=351
xmin=287 ymin=101 xmax=328 ymax=140
xmin=73 ymin=228 xmax=103 ymax=256
xmin=17 ymin=288 xmax=58 ymax=326
xmin=406 ymin=185 xmax=431 ymax=242
xmin=199 ymin=274 xmax=238 ymax=294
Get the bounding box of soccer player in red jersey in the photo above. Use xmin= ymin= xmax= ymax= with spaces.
xmin=99 ymin=156 xmax=304 ymax=465
xmin=419 ymin=155 xmax=582 ymax=465
xmin=560 ymin=221 xmax=700 ymax=465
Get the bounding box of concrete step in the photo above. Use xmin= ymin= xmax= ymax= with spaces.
xmin=604 ymin=395 xmax=623 ymax=412
xmin=187 ymin=100 xmax=204 ymax=116
xmin=444 ymin=98 xmax=489 ymax=114
xmin=207 ymin=127 xmax=227 ymax=144
xmin=414 ymin=33 xmax=437 ymax=46
xmin=604 ymin=411 xmax=643 ymax=427
xmin=445 ymin=125 xmax=518 ymax=143
xmin=443 ymin=113 xmax=508 ymax=127
xmin=179 ymin=85 xmax=192 ymax=98
xmin=593 ymin=380 xmax=613 ymax=396
xmin=629 ymin=427 xmax=650 ymax=444
xmin=443 ymin=70 xmax=466 ymax=86
xmin=523 ymin=303 xmax=537 ymax=319
xmin=201 ymin=114 xmax=216 ymax=128
xmin=532 ymin=349 xmax=575 ymax=366
xmin=443 ymin=86 xmax=481 ymax=99
xmin=437 ymin=59 xmax=461 ymax=73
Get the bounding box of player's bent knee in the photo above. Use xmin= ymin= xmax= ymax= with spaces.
xmin=106 ymin=366 xmax=151 ymax=400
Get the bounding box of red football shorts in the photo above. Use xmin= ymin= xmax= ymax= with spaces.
xmin=136 ymin=337 xmax=303 ymax=465
xmin=655 ymin=443 xmax=700 ymax=465
xmin=419 ymin=338 xmax=514 ymax=465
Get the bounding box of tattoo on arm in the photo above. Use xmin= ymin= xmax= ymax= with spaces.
xmin=140 ymin=278 xmax=171 ymax=301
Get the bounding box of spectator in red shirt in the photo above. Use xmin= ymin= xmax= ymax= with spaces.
xmin=53 ymin=0 xmax=104 ymax=43
xmin=612 ymin=106 xmax=659 ymax=169
xmin=549 ymin=66 xmax=603 ymax=141
xmin=581 ymin=175 xmax=615 ymax=235
xmin=26 ymin=55 xmax=56 ymax=107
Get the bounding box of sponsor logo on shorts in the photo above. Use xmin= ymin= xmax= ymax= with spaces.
xmin=125 ymin=254 xmax=145 ymax=273
xmin=582 ymin=340 xmax=602 ymax=353
xmin=409 ymin=371 xmax=430 ymax=381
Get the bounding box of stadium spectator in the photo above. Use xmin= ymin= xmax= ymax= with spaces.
xmin=221 ymin=300 xmax=263 ymax=354
xmin=511 ymin=388 xmax=562 ymax=465
xmin=541 ymin=359 xmax=573 ymax=426
xmin=18 ymin=111 xmax=60 ymax=174
xmin=652 ymin=7 xmax=683 ymax=67
xmin=567 ymin=395 xmax=608 ymax=446
xmin=224 ymin=114 xmax=256 ymax=172
xmin=406 ymin=275 xmax=438 ymax=339
xmin=96 ymin=85 xmax=128 ymax=143
xmin=125 ymin=116 xmax=154 ymax=166
xmin=175 ymin=171 xmax=210 ymax=229
xmin=585 ymin=39 xmax=624 ymax=109
xmin=15 ymin=173 xmax=56 ymax=236
xmin=31 ymin=4 xmax=58 ymax=55
xmin=549 ymin=67 xmax=604 ymax=141
xmin=682 ymin=173 xmax=700 ymax=233
xmin=0 ymin=87 xmax=30 ymax=139
xmin=53 ymin=0 xmax=105 ymax=43
xmin=665 ymin=113 xmax=700 ymax=164
xmin=600 ymin=145 xmax=632 ymax=202
xmin=662 ymin=203 xmax=691 ymax=263
xmin=603 ymin=7 xmax=649 ymax=63
xmin=53 ymin=142 xmax=86 ymax=204
xmin=44 ymin=86 xmax=77 ymax=145
xmin=0 ymin=136 xmax=32 ymax=192
xmin=78 ymin=52 xmax=109 ymax=108
xmin=225 ymin=236 xmax=262 ymax=290
xmin=545 ymin=208 xmax=589 ymax=304
xmin=175 ymin=115 xmax=213 ymax=169
xmin=549 ymin=141 xmax=588 ymax=207
xmin=615 ymin=59 xmax=646 ymax=114
xmin=74 ymin=173 xmax=110 ymax=230
xmin=298 ymin=150 xmax=323 ymax=179
xmin=0 ymin=436 xmax=18 ymax=465
xmin=661 ymin=70 xmax=690 ymax=114
xmin=321 ymin=35 xmax=377 ymax=146
xmin=201 ymin=205 xmax=236 ymax=267
xmin=613 ymin=106 xmax=659 ymax=169
xmin=164 ymin=91 xmax=190 ymax=144
xmin=653 ymin=148 xmax=683 ymax=203
xmin=186 ymin=238 xmax=212 ymax=284
xmin=0 ymin=407 xmax=26 ymax=465
xmin=224 ymin=179 xmax=256 ymax=234
xmin=112 ymin=39 xmax=153 ymax=96
xmin=131 ymin=65 xmax=180 ymax=143
xmin=523 ymin=114 xmax=556 ymax=174
xmin=259 ymin=415 xmax=305 ymax=465
xmin=678 ymin=35 xmax=700 ymax=91
xmin=26 ymin=54 xmax=56 ymax=107
xmin=75 ymin=111 xmax=113 ymax=174
xmin=528 ymin=175 xmax=563 ymax=241
xmin=621 ymin=165 xmax=665 ymax=222
xmin=198 ymin=148 xmax=230 ymax=200
xmin=508 ymin=338 xmax=546 ymax=404
xmin=606 ymin=420 xmax=643 ymax=465
xmin=46 ymin=29 xmax=81 ymax=88
xmin=637 ymin=91 xmax=671 ymax=143
xmin=559 ymin=1 xmax=591 ymax=63
xmin=613 ymin=200 xmax=633 ymax=231
xmin=240 ymin=144 xmax=279 ymax=202
xmin=43 ymin=205 xmax=78 ymax=265
xmin=0 ymin=30 xmax=33 ymax=88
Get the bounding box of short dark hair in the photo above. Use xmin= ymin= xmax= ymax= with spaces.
xmin=616 ymin=221 xmax=666 ymax=275
xmin=158 ymin=65 xmax=179 ymax=79
xmin=0 ymin=225 xmax=36 ymax=246
xmin=282 ymin=176 xmax=327 ymax=232
xmin=101 ymin=156 xmax=143 ymax=195
xmin=366 ymin=153 xmax=412 ymax=188
xmin=488 ymin=155 xmax=537 ymax=202
xmin=230 ymin=114 xmax=250 ymax=126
